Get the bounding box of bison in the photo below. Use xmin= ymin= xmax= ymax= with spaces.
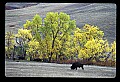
xmin=71 ymin=62 xmax=84 ymax=70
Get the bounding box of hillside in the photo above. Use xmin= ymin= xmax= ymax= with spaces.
xmin=5 ymin=3 xmax=116 ymax=43
xmin=5 ymin=3 xmax=38 ymax=10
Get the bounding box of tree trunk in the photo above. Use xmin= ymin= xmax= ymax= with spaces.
xmin=56 ymin=53 xmax=58 ymax=62
xmin=12 ymin=45 xmax=15 ymax=60
xmin=30 ymin=55 xmax=32 ymax=61
xmin=49 ymin=52 xmax=53 ymax=62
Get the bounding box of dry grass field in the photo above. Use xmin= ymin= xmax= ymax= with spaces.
xmin=5 ymin=61 xmax=116 ymax=78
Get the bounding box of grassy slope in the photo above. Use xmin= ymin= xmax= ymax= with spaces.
xmin=5 ymin=3 xmax=116 ymax=43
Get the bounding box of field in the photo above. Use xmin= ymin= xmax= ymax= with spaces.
xmin=5 ymin=61 xmax=116 ymax=78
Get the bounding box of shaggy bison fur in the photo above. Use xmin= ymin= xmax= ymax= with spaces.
xmin=71 ymin=62 xmax=84 ymax=70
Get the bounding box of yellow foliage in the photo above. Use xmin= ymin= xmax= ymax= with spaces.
xmin=16 ymin=29 xmax=32 ymax=40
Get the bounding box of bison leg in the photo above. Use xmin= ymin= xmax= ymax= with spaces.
xmin=75 ymin=67 xmax=77 ymax=70
xmin=82 ymin=66 xmax=84 ymax=70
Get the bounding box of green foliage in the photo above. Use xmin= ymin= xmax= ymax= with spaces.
xmin=32 ymin=14 xmax=42 ymax=27
xmin=23 ymin=20 xmax=31 ymax=29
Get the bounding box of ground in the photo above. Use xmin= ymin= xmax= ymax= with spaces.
xmin=5 ymin=61 xmax=116 ymax=78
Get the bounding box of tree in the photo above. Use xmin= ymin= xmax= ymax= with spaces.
xmin=26 ymin=39 xmax=40 ymax=60
xmin=15 ymin=28 xmax=32 ymax=58
xmin=44 ymin=12 xmax=76 ymax=62
xmin=23 ymin=14 xmax=44 ymax=59
xmin=22 ymin=12 xmax=76 ymax=62
xmin=75 ymin=24 xmax=111 ymax=62
xmin=82 ymin=38 xmax=105 ymax=61
xmin=110 ymin=40 xmax=116 ymax=62
xmin=16 ymin=29 xmax=32 ymax=44
xmin=5 ymin=31 xmax=15 ymax=59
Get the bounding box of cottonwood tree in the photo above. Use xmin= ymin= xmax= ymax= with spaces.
xmin=5 ymin=31 xmax=15 ymax=59
xmin=26 ymin=39 xmax=40 ymax=60
xmin=74 ymin=24 xmax=112 ymax=62
xmin=109 ymin=41 xmax=116 ymax=62
xmin=43 ymin=12 xmax=76 ymax=62
xmin=15 ymin=29 xmax=32 ymax=58
xmin=23 ymin=12 xmax=76 ymax=62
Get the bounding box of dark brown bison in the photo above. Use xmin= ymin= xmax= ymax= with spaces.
xmin=71 ymin=62 xmax=84 ymax=70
